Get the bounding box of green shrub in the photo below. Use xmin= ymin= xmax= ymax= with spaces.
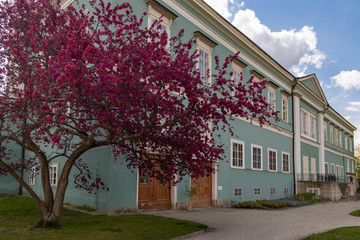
xmin=233 ymin=200 xmax=287 ymax=209
xmin=291 ymin=192 xmax=317 ymax=201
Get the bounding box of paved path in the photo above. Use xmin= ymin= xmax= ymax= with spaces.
xmin=149 ymin=201 xmax=360 ymax=240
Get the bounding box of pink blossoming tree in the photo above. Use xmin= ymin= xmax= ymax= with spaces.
xmin=0 ymin=0 xmax=277 ymax=227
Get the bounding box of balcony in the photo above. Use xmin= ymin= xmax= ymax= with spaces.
xmin=297 ymin=173 xmax=346 ymax=183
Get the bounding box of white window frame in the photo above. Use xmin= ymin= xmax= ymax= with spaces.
xmin=325 ymin=162 xmax=329 ymax=175
xmin=254 ymin=187 xmax=261 ymax=196
xmin=234 ymin=188 xmax=242 ymax=197
xmin=230 ymin=139 xmax=245 ymax=169
xmin=339 ymin=130 xmax=343 ymax=148
xmin=282 ymin=152 xmax=290 ymax=173
xmin=301 ymin=109 xmax=316 ymax=141
xmin=334 ymin=127 xmax=338 ymax=146
xmin=196 ymin=39 xmax=213 ymax=85
xmin=268 ymin=148 xmax=277 ymax=172
xmin=336 ymin=164 xmax=339 ymax=177
xmin=49 ymin=163 xmax=59 ymax=187
xmin=345 ymin=134 xmax=348 ymax=150
xmin=268 ymin=85 xmax=276 ymax=111
xmin=29 ymin=167 xmax=36 ymax=186
xmin=324 ymin=121 xmax=328 ymax=141
xmin=282 ymin=95 xmax=288 ymax=122
xmin=310 ymin=115 xmax=316 ymax=139
xmin=340 ymin=166 xmax=344 ymax=178
xmin=284 ymin=188 xmax=289 ymax=195
xmin=270 ymin=187 xmax=276 ymax=195
xmin=347 ymin=159 xmax=350 ymax=173
xmin=251 ymin=144 xmax=263 ymax=171
xmin=307 ymin=188 xmax=320 ymax=196
xmin=350 ymin=136 xmax=353 ymax=152
xmin=329 ymin=125 xmax=334 ymax=144
xmin=147 ymin=4 xmax=172 ymax=44
xmin=231 ymin=63 xmax=243 ymax=96
xmin=331 ymin=163 xmax=335 ymax=175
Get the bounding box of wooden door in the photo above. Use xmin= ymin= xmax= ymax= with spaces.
xmin=138 ymin=174 xmax=171 ymax=210
xmin=191 ymin=174 xmax=212 ymax=208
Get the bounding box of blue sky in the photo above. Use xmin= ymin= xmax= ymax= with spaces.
xmin=204 ymin=0 xmax=360 ymax=147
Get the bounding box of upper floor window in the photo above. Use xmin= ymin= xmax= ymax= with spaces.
xmin=267 ymin=82 xmax=278 ymax=112
xmin=329 ymin=125 xmax=334 ymax=144
xmin=324 ymin=121 xmax=328 ymax=141
xmin=231 ymin=139 xmax=245 ymax=169
xmin=147 ymin=0 xmax=177 ymax=45
xmin=350 ymin=136 xmax=353 ymax=152
xmin=282 ymin=95 xmax=289 ymax=122
xmin=339 ymin=130 xmax=343 ymax=148
xmin=334 ymin=128 xmax=339 ymax=146
xmin=325 ymin=162 xmax=329 ymax=175
xmin=345 ymin=134 xmax=348 ymax=150
xmin=194 ymin=32 xmax=217 ymax=85
xmin=231 ymin=59 xmax=246 ymax=96
xmin=301 ymin=109 xmax=316 ymax=140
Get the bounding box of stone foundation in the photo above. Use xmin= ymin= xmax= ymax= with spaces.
xmin=297 ymin=181 xmax=353 ymax=201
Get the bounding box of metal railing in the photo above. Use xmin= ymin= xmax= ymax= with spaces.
xmin=297 ymin=173 xmax=346 ymax=183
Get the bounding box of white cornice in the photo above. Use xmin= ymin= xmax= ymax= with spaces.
xmin=324 ymin=146 xmax=356 ymax=160
xmin=162 ymin=0 xmax=293 ymax=92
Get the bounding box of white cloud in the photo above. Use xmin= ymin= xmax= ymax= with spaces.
xmin=345 ymin=102 xmax=360 ymax=112
xmin=331 ymin=70 xmax=360 ymax=90
xmin=204 ymin=1 xmax=326 ymax=77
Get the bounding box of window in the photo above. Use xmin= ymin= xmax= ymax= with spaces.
xmin=49 ymin=163 xmax=59 ymax=187
xmin=345 ymin=134 xmax=348 ymax=150
xmin=231 ymin=63 xmax=243 ymax=96
xmin=251 ymin=145 xmax=262 ymax=170
xmin=270 ymin=187 xmax=276 ymax=195
xmin=282 ymin=152 xmax=290 ymax=173
xmin=325 ymin=162 xmax=329 ymax=175
xmin=268 ymin=148 xmax=277 ymax=172
xmin=340 ymin=166 xmax=344 ymax=178
xmin=329 ymin=125 xmax=334 ymax=144
xmin=301 ymin=109 xmax=316 ymax=140
xmin=301 ymin=110 xmax=308 ymax=135
xmin=324 ymin=122 xmax=327 ymax=141
xmin=231 ymin=139 xmax=245 ymax=169
xmin=307 ymin=188 xmax=320 ymax=196
xmin=336 ymin=165 xmax=339 ymax=177
xmin=282 ymin=96 xmax=288 ymax=122
xmin=29 ymin=167 xmax=36 ymax=186
xmin=310 ymin=116 xmax=316 ymax=139
xmin=339 ymin=130 xmax=343 ymax=148
xmin=234 ymin=188 xmax=242 ymax=196
xmin=347 ymin=159 xmax=350 ymax=172
xmin=194 ymin=32 xmax=216 ymax=85
xmin=268 ymin=86 xmax=276 ymax=111
xmin=254 ymin=188 xmax=261 ymax=196
xmin=284 ymin=188 xmax=289 ymax=195
xmin=331 ymin=164 xmax=335 ymax=175
xmin=350 ymin=136 xmax=353 ymax=152
xmin=334 ymin=128 xmax=338 ymax=146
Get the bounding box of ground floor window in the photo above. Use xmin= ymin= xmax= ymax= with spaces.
xmin=49 ymin=163 xmax=59 ymax=187
xmin=268 ymin=149 xmax=277 ymax=172
xmin=284 ymin=188 xmax=289 ymax=195
xmin=252 ymin=145 xmax=262 ymax=170
xmin=270 ymin=187 xmax=275 ymax=195
xmin=29 ymin=167 xmax=36 ymax=186
xmin=282 ymin=152 xmax=290 ymax=173
xmin=254 ymin=187 xmax=261 ymax=196
xmin=307 ymin=188 xmax=320 ymax=196
xmin=234 ymin=188 xmax=242 ymax=196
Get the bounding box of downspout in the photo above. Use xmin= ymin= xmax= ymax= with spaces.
xmin=291 ymin=78 xmax=298 ymax=194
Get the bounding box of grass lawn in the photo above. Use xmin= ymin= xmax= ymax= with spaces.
xmin=302 ymin=227 xmax=360 ymax=240
xmin=0 ymin=196 xmax=207 ymax=240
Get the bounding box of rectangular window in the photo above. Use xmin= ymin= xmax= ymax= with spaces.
xmin=324 ymin=122 xmax=327 ymax=141
xmin=325 ymin=162 xmax=329 ymax=175
xmin=329 ymin=125 xmax=334 ymax=144
xmin=282 ymin=97 xmax=288 ymax=122
xmin=340 ymin=166 xmax=344 ymax=178
xmin=347 ymin=159 xmax=350 ymax=172
xmin=252 ymin=145 xmax=262 ymax=170
xmin=310 ymin=116 xmax=316 ymax=139
xmin=345 ymin=134 xmax=348 ymax=150
xmin=268 ymin=87 xmax=276 ymax=111
xmin=29 ymin=167 xmax=36 ymax=186
xmin=331 ymin=164 xmax=335 ymax=175
xmin=350 ymin=136 xmax=353 ymax=152
xmin=284 ymin=188 xmax=289 ymax=195
xmin=234 ymin=188 xmax=242 ymax=196
xmin=336 ymin=165 xmax=339 ymax=177
xmin=49 ymin=163 xmax=59 ymax=187
xmin=334 ymin=128 xmax=338 ymax=146
xmin=270 ymin=187 xmax=276 ymax=195
xmin=307 ymin=188 xmax=320 ymax=196
xmin=199 ymin=48 xmax=210 ymax=84
xmin=301 ymin=110 xmax=308 ymax=135
xmin=268 ymin=149 xmax=277 ymax=172
xmin=254 ymin=187 xmax=261 ymax=196
xmin=282 ymin=152 xmax=290 ymax=173
xmin=231 ymin=139 xmax=245 ymax=169
xmin=339 ymin=130 xmax=343 ymax=148
xmin=231 ymin=64 xmax=243 ymax=96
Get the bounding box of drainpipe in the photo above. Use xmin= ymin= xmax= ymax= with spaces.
xmin=291 ymin=78 xmax=298 ymax=195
